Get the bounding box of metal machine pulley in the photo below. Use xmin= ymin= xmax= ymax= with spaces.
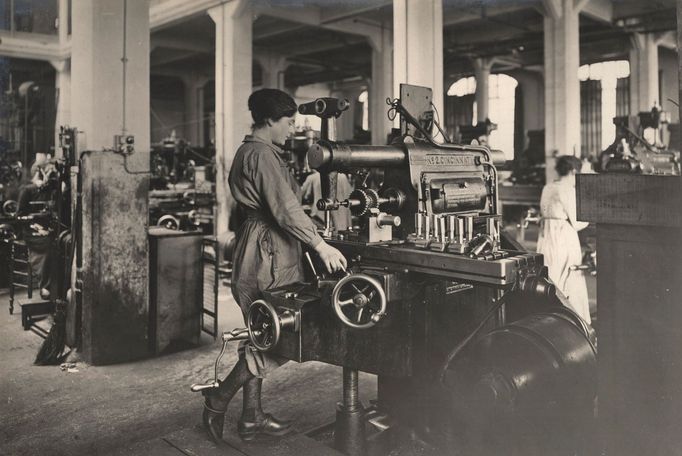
xmin=157 ymin=214 xmax=180 ymax=230
xmin=443 ymin=307 xmax=597 ymax=454
xmin=2 ymin=199 xmax=18 ymax=216
xmin=331 ymin=274 xmax=387 ymax=329
xmin=247 ymin=299 xmax=299 ymax=351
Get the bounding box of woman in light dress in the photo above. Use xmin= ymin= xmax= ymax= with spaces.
xmin=537 ymin=155 xmax=591 ymax=324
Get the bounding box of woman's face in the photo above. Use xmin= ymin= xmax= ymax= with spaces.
xmin=270 ymin=115 xmax=295 ymax=146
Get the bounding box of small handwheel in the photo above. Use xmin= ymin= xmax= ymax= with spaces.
xmin=247 ymin=299 xmax=281 ymax=352
xmin=2 ymin=200 xmax=18 ymax=217
xmin=331 ymin=273 xmax=387 ymax=329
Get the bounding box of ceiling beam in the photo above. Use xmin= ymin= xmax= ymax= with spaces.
xmin=258 ymin=36 xmax=367 ymax=58
xmin=149 ymin=0 xmax=222 ymax=31
xmin=254 ymin=5 xmax=382 ymax=49
xmin=319 ymin=1 xmax=392 ymax=25
xmin=655 ymin=30 xmax=677 ymax=50
xmin=445 ymin=3 xmax=536 ymax=26
xmin=0 ymin=32 xmax=66 ymax=61
xmin=578 ymin=0 xmax=613 ymax=23
xmin=541 ymin=0 xmax=561 ymax=20
xmin=151 ymin=34 xmax=212 ymax=53
xmin=255 ymin=6 xmax=323 ymax=27
xmin=151 ymin=50 xmax=198 ymax=67
xmin=254 ymin=23 xmax=307 ymax=41
xmin=151 ymin=67 xmax=212 ymax=80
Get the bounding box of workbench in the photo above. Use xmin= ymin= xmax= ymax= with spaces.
xmin=576 ymin=173 xmax=682 ymax=455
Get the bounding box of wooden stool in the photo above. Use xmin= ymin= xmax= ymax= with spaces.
xmin=18 ymin=298 xmax=54 ymax=331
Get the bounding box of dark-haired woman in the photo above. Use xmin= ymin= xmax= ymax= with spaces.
xmin=202 ymin=88 xmax=347 ymax=443
xmin=537 ymin=155 xmax=590 ymax=324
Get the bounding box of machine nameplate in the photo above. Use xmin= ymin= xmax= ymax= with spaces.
xmin=445 ymin=282 xmax=474 ymax=294
xmin=410 ymin=154 xmax=476 ymax=166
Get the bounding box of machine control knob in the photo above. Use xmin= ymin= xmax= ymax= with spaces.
xmin=376 ymin=214 xmax=401 ymax=227
xmin=521 ymin=275 xmax=557 ymax=299
xmin=317 ymin=198 xmax=339 ymax=211
xmin=331 ymin=274 xmax=387 ymax=330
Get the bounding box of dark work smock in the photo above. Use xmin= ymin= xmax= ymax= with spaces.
xmin=229 ymin=134 xmax=323 ymax=377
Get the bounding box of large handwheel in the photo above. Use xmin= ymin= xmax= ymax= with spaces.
xmin=247 ymin=300 xmax=280 ymax=351
xmin=331 ymin=273 xmax=387 ymax=329
xmin=247 ymin=299 xmax=298 ymax=352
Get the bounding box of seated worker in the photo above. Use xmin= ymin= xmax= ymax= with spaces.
xmin=200 ymin=88 xmax=346 ymax=443
xmin=17 ymin=154 xmax=57 ymax=300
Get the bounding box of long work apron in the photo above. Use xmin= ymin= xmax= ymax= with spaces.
xmin=229 ymin=135 xmax=322 ymax=377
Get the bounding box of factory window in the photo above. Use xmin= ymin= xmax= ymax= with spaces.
xmin=488 ymin=74 xmax=518 ymax=160
xmin=578 ymin=60 xmax=630 ymax=157
xmin=0 ymin=0 xmax=58 ymax=35
xmin=358 ymin=90 xmax=369 ymax=132
xmin=448 ymin=77 xmax=477 ymax=97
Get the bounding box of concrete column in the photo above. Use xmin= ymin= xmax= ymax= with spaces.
xmin=52 ymin=0 xmax=70 ymax=156
xmin=209 ymin=1 xmax=252 ymax=237
xmin=71 ymin=0 xmax=150 ymax=151
xmin=393 ymin=0 xmax=444 ymax=121
xmin=58 ymin=0 xmax=69 ymax=43
xmin=370 ymin=24 xmax=393 ymax=145
xmin=71 ymin=0 xmax=150 ymax=364
xmin=182 ymin=74 xmax=209 ymax=147
xmin=543 ymin=0 xmax=581 ymax=180
xmin=256 ymin=52 xmax=288 ymax=91
xmin=50 ymin=58 xmax=70 ymax=157
xmin=473 ymin=57 xmax=494 ymax=122
xmin=629 ymin=33 xmax=659 ymax=115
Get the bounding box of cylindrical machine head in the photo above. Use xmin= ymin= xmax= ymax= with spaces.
xmin=308 ymin=143 xmax=332 ymax=170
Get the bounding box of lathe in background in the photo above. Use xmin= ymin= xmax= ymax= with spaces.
xmin=149 ymin=133 xmax=216 ymax=234
xmin=599 ymin=106 xmax=680 ymax=175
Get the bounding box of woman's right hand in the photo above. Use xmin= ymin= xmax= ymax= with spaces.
xmin=314 ymin=241 xmax=347 ymax=274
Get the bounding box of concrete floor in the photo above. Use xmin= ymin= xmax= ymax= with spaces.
xmin=0 ymin=286 xmax=376 ymax=456
xmin=0 ymin=231 xmax=597 ymax=455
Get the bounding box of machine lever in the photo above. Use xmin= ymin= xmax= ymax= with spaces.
xmin=190 ymin=327 xmax=249 ymax=393
xmin=305 ymin=251 xmax=321 ymax=283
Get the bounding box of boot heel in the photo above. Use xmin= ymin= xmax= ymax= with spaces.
xmin=239 ymin=431 xmax=257 ymax=441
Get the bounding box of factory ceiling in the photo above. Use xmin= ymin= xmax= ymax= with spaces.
xmin=149 ymin=0 xmax=677 ymax=88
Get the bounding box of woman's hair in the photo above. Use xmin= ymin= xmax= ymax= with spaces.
xmin=248 ymin=89 xmax=297 ymax=129
xmin=555 ymin=155 xmax=582 ymax=176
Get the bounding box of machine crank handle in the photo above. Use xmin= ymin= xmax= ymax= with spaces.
xmin=190 ymin=381 xmax=220 ymax=392
xmin=190 ymin=328 xmax=250 ymax=393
